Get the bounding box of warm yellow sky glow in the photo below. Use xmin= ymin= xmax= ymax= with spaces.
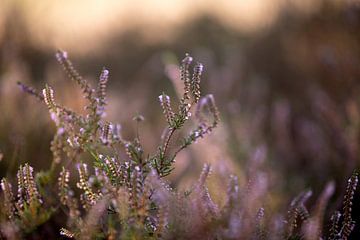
xmin=1 ymin=0 xmax=325 ymax=53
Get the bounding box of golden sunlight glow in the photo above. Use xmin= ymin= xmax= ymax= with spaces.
xmin=1 ymin=0 xmax=324 ymax=52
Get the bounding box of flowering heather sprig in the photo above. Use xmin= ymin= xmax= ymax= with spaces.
xmin=1 ymin=178 xmax=15 ymax=219
xmin=42 ymin=84 xmax=56 ymax=110
xmin=58 ymin=167 xmax=71 ymax=205
xmin=329 ymin=211 xmax=341 ymax=240
xmin=286 ymin=190 xmax=312 ymax=237
xmin=18 ymin=80 xmax=83 ymax=160
xmin=19 ymin=51 xmax=119 ymax=168
xmin=96 ymin=68 xmax=109 ymax=117
xmin=340 ymin=171 xmax=358 ymax=240
xmin=100 ymin=121 xmax=111 ymax=145
xmin=19 ymin=81 xmax=82 ymax=124
xmin=76 ymin=163 xmax=89 ymax=187
xmin=60 ymin=227 xmax=75 ymax=238
xmin=174 ymin=54 xmax=194 ymax=130
xmin=180 ymin=53 xmax=193 ymax=101
xmin=17 ymin=81 xmax=44 ymax=101
xmin=55 ymin=50 xmax=103 ymax=145
xmin=55 ymin=50 xmax=94 ymax=102
xmin=4 ymin=164 xmax=53 ymax=233
xmin=159 ymin=93 xmax=175 ymax=126
xmin=77 ymin=163 xmax=99 ymax=207
xmin=128 ymin=166 xmax=143 ymax=210
xmin=22 ymin=163 xmax=42 ymax=205
xmin=179 ymin=94 xmax=219 ymax=151
xmin=94 ymin=155 xmax=122 ymax=186
xmin=16 ymin=165 xmax=26 ymax=209
xmin=151 ymin=54 xmax=219 ymax=177
xmin=191 ymin=62 xmax=203 ymax=103
xmin=57 ymin=167 xmax=80 ymax=226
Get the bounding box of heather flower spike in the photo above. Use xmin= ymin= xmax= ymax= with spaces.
xmin=60 ymin=228 xmax=75 ymax=238
xmin=152 ymin=54 xmax=219 ymax=177
xmin=55 ymin=50 xmax=94 ymax=102
xmin=96 ymin=68 xmax=109 ymax=118
xmin=159 ymin=93 xmax=175 ymax=125
xmin=0 ymin=178 xmax=15 ymax=219
xmin=43 ymin=84 xmax=56 ymax=110
xmin=58 ymin=167 xmax=71 ymax=205
xmin=17 ymin=81 xmax=44 ymax=101
xmin=340 ymin=172 xmax=358 ymax=240
xmin=191 ymin=62 xmax=203 ymax=103
xmin=180 ymin=53 xmax=193 ymax=101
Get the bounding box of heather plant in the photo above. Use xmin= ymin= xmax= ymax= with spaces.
xmin=0 ymin=51 xmax=359 ymax=239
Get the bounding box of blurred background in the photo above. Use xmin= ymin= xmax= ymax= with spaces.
xmin=1 ymin=0 xmax=360 ymax=237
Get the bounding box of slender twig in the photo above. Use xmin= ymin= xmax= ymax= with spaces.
xmin=162 ymin=127 xmax=176 ymax=158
